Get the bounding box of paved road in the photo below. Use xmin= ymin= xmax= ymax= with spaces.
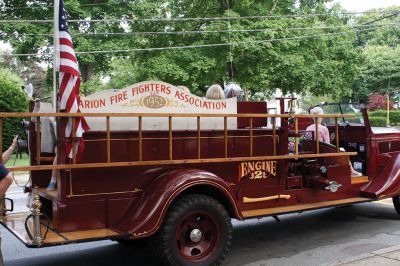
xmin=2 ymin=183 xmax=400 ymax=266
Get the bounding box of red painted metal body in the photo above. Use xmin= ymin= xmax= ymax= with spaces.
xmin=21 ymin=102 xmax=400 ymax=242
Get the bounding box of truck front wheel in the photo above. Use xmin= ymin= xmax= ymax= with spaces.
xmin=153 ymin=194 xmax=233 ymax=266
xmin=393 ymin=194 xmax=400 ymax=215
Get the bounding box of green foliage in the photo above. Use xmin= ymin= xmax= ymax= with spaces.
xmin=353 ymin=45 xmax=400 ymax=102
xmin=355 ymin=7 xmax=400 ymax=48
xmin=299 ymin=93 xmax=336 ymax=113
xmin=131 ymin=1 xmax=361 ymax=97
xmin=0 ymin=0 xmax=361 ymax=98
xmin=368 ymin=110 xmax=400 ymax=125
xmin=80 ymin=75 xmax=103 ymax=96
xmin=0 ymin=68 xmax=28 ymax=150
xmin=369 ymin=117 xmax=387 ymax=127
xmin=352 ymin=7 xmax=400 ymax=102
xmin=390 ymin=110 xmax=400 ymax=125
xmin=103 ymin=59 xmax=137 ymax=90
xmin=368 ymin=110 xmax=387 ymax=117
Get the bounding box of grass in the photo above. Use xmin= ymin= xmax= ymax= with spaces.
xmin=5 ymin=153 xmax=29 ymax=174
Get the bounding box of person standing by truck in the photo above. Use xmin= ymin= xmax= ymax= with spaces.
xmin=0 ymin=135 xmax=18 ymax=199
xmin=0 ymin=135 xmax=18 ymax=266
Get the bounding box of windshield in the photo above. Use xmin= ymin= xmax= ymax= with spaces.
xmin=315 ymin=103 xmax=364 ymax=125
xmin=339 ymin=104 xmax=364 ymax=124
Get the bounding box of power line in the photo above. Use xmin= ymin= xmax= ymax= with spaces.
xmin=363 ymin=10 xmax=400 ymax=25
xmin=1 ymin=25 xmax=393 ymax=58
xmin=2 ymin=22 xmax=399 ymax=38
xmin=1 ymin=9 xmax=400 ymax=24
xmin=0 ymin=2 xmax=135 ymax=11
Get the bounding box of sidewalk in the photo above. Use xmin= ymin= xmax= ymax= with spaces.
xmin=7 ymin=174 xmax=30 ymax=213
xmin=334 ymin=244 xmax=400 ymax=265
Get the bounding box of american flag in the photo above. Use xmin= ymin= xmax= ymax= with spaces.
xmin=55 ymin=0 xmax=89 ymax=160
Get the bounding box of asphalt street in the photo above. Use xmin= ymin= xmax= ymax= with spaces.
xmin=2 ymin=183 xmax=400 ymax=266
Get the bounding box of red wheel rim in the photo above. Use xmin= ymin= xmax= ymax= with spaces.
xmin=175 ymin=210 xmax=220 ymax=262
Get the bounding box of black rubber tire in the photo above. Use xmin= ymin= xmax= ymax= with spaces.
xmin=152 ymin=194 xmax=233 ymax=266
xmin=393 ymin=195 xmax=400 ymax=215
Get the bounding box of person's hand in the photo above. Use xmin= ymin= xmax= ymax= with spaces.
xmin=10 ymin=135 xmax=18 ymax=151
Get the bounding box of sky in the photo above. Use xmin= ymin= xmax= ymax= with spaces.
xmin=331 ymin=0 xmax=400 ymax=12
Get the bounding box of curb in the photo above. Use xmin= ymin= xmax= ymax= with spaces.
xmin=332 ymin=244 xmax=400 ymax=265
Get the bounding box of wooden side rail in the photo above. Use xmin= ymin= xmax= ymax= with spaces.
xmin=0 ymin=112 xmax=354 ymax=169
xmin=0 ymin=113 xmax=356 ymax=118
xmin=8 ymin=152 xmax=357 ymax=172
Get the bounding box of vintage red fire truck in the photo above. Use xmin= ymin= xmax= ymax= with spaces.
xmin=1 ymin=81 xmax=400 ymax=266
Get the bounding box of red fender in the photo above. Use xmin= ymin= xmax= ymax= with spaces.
xmin=113 ymin=168 xmax=241 ymax=238
xmin=361 ymin=153 xmax=400 ymax=198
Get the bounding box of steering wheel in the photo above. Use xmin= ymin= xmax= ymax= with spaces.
xmin=338 ymin=120 xmax=349 ymax=127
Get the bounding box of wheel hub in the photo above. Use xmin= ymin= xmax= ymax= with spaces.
xmin=189 ymin=228 xmax=202 ymax=243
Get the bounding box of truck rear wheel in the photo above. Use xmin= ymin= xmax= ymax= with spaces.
xmin=153 ymin=194 xmax=233 ymax=266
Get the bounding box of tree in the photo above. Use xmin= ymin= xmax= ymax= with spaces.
xmin=130 ymin=0 xmax=361 ymax=96
xmin=0 ymin=52 xmax=47 ymax=98
xmin=103 ymin=58 xmax=137 ymax=90
xmin=0 ymin=0 xmax=142 ymax=81
xmin=352 ymin=45 xmax=400 ymax=103
xmin=1 ymin=0 xmax=362 ymax=98
xmin=355 ymin=7 xmax=400 ymax=48
xmin=351 ymin=7 xmax=400 ymax=103
xmin=367 ymin=94 xmax=394 ymax=111
xmin=0 ymin=68 xmax=28 ymax=149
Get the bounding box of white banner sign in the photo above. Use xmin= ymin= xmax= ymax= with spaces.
xmin=80 ymin=81 xmax=237 ymax=131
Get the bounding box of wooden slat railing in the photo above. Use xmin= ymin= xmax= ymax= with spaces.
xmin=35 ymin=117 xmax=41 ymax=166
xmin=138 ymin=116 xmax=143 ymax=161
xmin=0 ymin=112 xmax=355 ymax=173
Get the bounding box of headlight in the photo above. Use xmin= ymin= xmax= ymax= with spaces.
xmin=320 ymin=166 xmax=327 ymax=174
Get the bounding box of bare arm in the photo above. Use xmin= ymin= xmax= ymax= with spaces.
xmin=323 ymin=127 xmax=330 ymax=143
xmin=2 ymin=135 xmax=18 ymax=164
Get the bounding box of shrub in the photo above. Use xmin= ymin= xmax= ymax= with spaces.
xmin=390 ymin=110 xmax=400 ymax=125
xmin=367 ymin=94 xmax=394 ymax=111
xmin=369 ymin=117 xmax=387 ymax=127
xmin=369 ymin=110 xmax=400 ymax=125
xmin=368 ymin=110 xmax=387 ymax=117
xmin=0 ymin=68 xmax=28 ymax=150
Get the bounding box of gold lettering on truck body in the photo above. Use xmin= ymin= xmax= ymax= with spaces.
xmin=239 ymin=161 xmax=277 ymax=181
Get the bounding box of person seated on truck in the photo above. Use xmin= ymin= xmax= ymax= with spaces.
xmin=32 ymin=100 xmax=59 ymax=191
xmin=177 ymin=85 xmax=190 ymax=93
xmin=0 ymin=135 xmax=18 ymax=198
xmin=305 ymin=107 xmax=330 ymax=143
xmin=306 ymin=107 xmax=361 ymax=177
xmin=206 ymin=84 xmax=225 ymax=100
xmin=224 ymin=82 xmax=244 ymax=100
xmin=47 ymin=152 xmax=58 ymax=191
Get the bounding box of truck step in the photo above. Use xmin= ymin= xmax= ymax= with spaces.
xmin=242 ymin=197 xmax=373 ymax=218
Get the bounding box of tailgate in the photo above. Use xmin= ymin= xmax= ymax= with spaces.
xmin=1 ymin=212 xmax=123 ymax=247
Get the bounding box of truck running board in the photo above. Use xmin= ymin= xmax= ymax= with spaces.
xmin=242 ymin=197 xmax=373 ymax=218
xmin=0 ymin=213 xmax=124 ymax=247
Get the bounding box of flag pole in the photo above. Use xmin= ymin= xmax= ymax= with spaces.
xmin=53 ymin=0 xmax=60 ymax=165
xmin=53 ymin=0 xmax=59 ymax=113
